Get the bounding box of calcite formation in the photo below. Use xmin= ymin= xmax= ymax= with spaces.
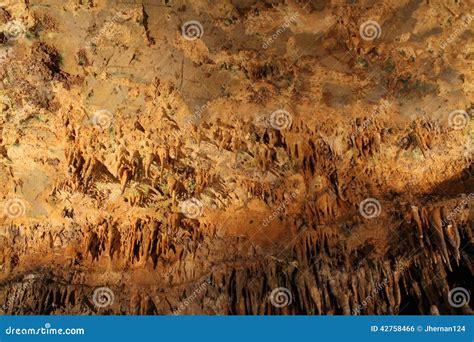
xmin=0 ymin=0 xmax=472 ymax=315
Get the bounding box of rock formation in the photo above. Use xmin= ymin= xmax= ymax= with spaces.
xmin=0 ymin=0 xmax=472 ymax=315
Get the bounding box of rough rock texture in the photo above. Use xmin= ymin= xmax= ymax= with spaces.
xmin=0 ymin=0 xmax=473 ymax=315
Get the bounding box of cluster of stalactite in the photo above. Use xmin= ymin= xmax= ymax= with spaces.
xmin=61 ymin=102 xmax=353 ymax=216
xmin=3 ymin=89 xmax=471 ymax=315
xmin=82 ymin=216 xmax=205 ymax=269
xmin=1 ymin=197 xmax=471 ymax=315
xmin=1 ymin=0 xmax=472 ymax=317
